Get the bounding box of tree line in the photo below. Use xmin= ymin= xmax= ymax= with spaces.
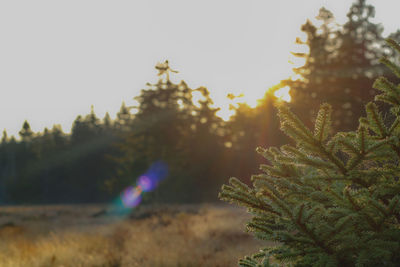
xmin=0 ymin=0 xmax=398 ymax=204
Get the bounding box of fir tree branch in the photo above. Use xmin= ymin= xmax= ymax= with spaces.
xmin=389 ymin=144 xmax=400 ymax=159
xmin=386 ymin=38 xmax=400 ymax=54
xmin=278 ymin=105 xmax=315 ymax=141
xmin=294 ymin=217 xmax=334 ymax=256
xmin=314 ymin=103 xmax=332 ymax=143
xmin=380 ymin=57 xmax=400 ymax=79
xmin=318 ymin=143 xmax=347 ymax=174
xmin=357 ymin=126 xmax=367 ymax=155
xmin=365 ymin=103 xmax=387 ymax=138
xmin=388 ymin=117 xmax=400 ymax=135
xmin=373 ymin=77 xmax=400 ymax=104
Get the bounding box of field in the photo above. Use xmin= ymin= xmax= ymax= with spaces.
xmin=0 ymin=204 xmax=272 ymax=267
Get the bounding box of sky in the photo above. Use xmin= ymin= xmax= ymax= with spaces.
xmin=0 ymin=0 xmax=399 ymax=137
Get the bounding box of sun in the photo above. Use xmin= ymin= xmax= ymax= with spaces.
xmin=217 ymin=86 xmax=291 ymax=121
xmin=215 ymin=85 xmax=291 ymax=121
xmin=273 ymin=86 xmax=291 ymax=102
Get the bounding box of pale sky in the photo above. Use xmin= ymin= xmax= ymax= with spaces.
xmin=0 ymin=0 xmax=398 ymax=137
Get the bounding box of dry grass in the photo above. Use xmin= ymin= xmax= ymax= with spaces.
xmin=0 ymin=204 xmax=272 ymax=267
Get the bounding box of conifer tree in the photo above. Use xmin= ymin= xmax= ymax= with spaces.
xmin=110 ymin=60 xmax=231 ymax=202
xmin=285 ymin=0 xmax=386 ymax=132
xmin=220 ymin=39 xmax=400 ymax=266
xmin=115 ymin=102 xmax=132 ymax=132
xmin=1 ymin=130 xmax=8 ymax=144
xmin=19 ymin=120 xmax=34 ymax=141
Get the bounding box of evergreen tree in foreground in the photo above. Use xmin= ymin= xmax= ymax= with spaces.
xmin=219 ymin=39 xmax=400 ymax=266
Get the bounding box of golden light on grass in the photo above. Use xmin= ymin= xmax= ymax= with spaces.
xmin=0 ymin=204 xmax=270 ymax=267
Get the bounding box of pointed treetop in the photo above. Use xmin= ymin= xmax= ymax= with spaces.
xmin=103 ymin=112 xmax=112 ymax=127
xmin=51 ymin=124 xmax=64 ymax=135
xmin=1 ymin=129 xmax=7 ymax=143
xmin=19 ymin=120 xmax=33 ymax=140
xmin=118 ymin=101 xmax=131 ymax=117
xmin=155 ymin=60 xmax=178 ymax=82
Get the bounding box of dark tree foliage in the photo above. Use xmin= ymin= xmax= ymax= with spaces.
xmin=0 ymin=61 xmax=230 ymax=204
xmin=0 ymin=110 xmax=124 ymax=203
xmin=283 ymin=0 xmax=387 ymax=131
xmin=225 ymin=90 xmax=289 ymax=184
xmin=112 ymin=61 xmax=227 ymax=202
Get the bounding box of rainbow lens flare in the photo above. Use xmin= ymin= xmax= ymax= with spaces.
xmin=121 ymin=186 xmax=142 ymax=208
xmin=118 ymin=161 xmax=168 ymax=209
xmin=138 ymin=176 xmax=153 ymax=192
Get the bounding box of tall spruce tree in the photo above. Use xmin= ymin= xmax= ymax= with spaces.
xmin=220 ymin=39 xmax=400 ymax=266
xmin=284 ymin=0 xmax=385 ymax=131
xmin=113 ymin=61 xmax=225 ymax=202
xmin=19 ymin=120 xmax=34 ymax=141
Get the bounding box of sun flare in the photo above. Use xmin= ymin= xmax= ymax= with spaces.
xmin=216 ymin=85 xmax=292 ymax=121
xmin=274 ymin=86 xmax=291 ymax=102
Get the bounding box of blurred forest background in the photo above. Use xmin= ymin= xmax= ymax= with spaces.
xmin=1 ymin=0 xmax=399 ymax=205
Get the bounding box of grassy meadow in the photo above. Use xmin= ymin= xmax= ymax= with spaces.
xmin=0 ymin=204 xmax=272 ymax=267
